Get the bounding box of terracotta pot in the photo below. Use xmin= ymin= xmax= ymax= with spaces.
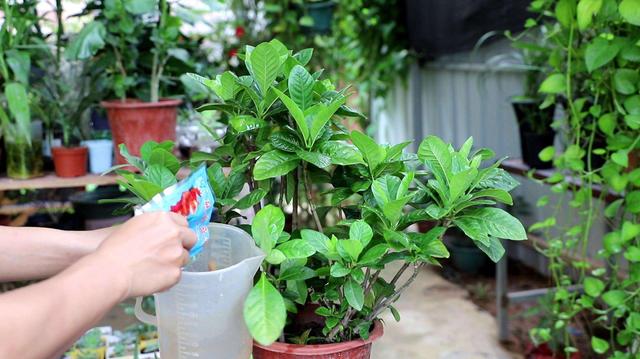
xmin=52 ymin=146 xmax=88 ymax=178
xmin=101 ymin=99 xmax=181 ymax=164
xmin=253 ymin=320 xmax=384 ymax=359
xmin=525 ymin=343 xmax=581 ymax=359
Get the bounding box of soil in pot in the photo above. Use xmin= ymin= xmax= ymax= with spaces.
xmin=5 ymin=139 xmax=44 ymax=179
xmin=253 ymin=320 xmax=384 ymax=359
xmin=52 ymin=146 xmax=88 ymax=178
xmin=512 ymin=100 xmax=555 ymax=170
xmin=101 ymin=99 xmax=181 ymax=164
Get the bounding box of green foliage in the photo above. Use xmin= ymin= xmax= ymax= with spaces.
xmin=118 ymin=41 xmax=525 ymax=347
xmin=522 ymin=0 xmax=640 ymax=356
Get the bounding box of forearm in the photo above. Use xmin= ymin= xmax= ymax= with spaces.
xmin=0 ymin=253 xmax=128 ymax=359
xmin=0 ymin=226 xmax=115 ymax=281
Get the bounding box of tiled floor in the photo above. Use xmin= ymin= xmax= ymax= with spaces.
xmin=372 ymin=265 xmax=521 ymax=359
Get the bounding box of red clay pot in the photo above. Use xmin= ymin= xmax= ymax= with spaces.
xmin=52 ymin=146 xmax=88 ymax=177
xmin=252 ymin=320 xmax=384 ymax=359
xmin=525 ymin=343 xmax=581 ymax=359
xmin=101 ymin=99 xmax=181 ymax=164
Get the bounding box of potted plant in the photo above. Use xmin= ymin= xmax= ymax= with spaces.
xmin=483 ymin=27 xmax=556 ymax=169
xmin=0 ymin=1 xmax=43 ymax=179
xmin=36 ymin=59 xmax=102 ymax=177
xmin=114 ymin=40 xmax=527 ymax=357
xmin=67 ymin=0 xmax=185 ymax=164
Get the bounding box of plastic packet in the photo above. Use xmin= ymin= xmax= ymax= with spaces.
xmin=136 ymin=164 xmax=215 ymax=257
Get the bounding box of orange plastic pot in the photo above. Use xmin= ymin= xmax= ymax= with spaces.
xmin=52 ymin=146 xmax=88 ymax=178
xmin=101 ymin=99 xmax=181 ymax=164
xmin=252 ymin=321 xmax=383 ymax=359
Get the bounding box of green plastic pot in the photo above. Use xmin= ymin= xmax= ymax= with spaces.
xmin=303 ymin=1 xmax=335 ymax=34
xmin=446 ymin=234 xmax=488 ymax=273
xmin=69 ymin=186 xmax=129 ymax=219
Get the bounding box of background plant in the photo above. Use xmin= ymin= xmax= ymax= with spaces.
xmin=116 ymin=40 xmax=526 ymax=346
xmin=520 ymin=0 xmax=640 ymax=357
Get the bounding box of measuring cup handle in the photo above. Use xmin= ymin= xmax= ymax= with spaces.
xmin=134 ymin=296 xmax=157 ymax=325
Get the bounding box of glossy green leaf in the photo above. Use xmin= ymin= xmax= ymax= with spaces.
xmin=300 ymin=229 xmax=331 ymax=256
xmin=474 ymin=236 xmax=505 ymax=263
xmin=591 ymin=336 xmax=609 ymax=354
xmin=308 ymin=97 xmax=346 ymax=146
xmin=337 ymin=239 xmax=363 ymax=262
xmin=271 ymin=132 xmax=303 ymax=153
xmin=143 ymin=164 xmax=177 ymax=189
xmin=351 ymin=131 xmax=385 ymax=173
xmin=330 ymin=262 xmax=351 ymax=277
xmin=602 ymin=290 xmax=626 ymax=307
xmin=584 ymin=277 xmax=605 ymax=297
xmin=148 ymin=148 xmax=180 ymax=175
xmin=230 ymin=115 xmax=266 ymax=133
xmin=276 ymin=239 xmax=316 ymax=259
xmin=288 ymin=65 xmax=315 ymax=111
xmin=418 ymin=136 xmax=452 ymax=185
xmin=344 ymin=278 xmax=364 ymax=311
xmin=254 ymin=150 xmax=300 ymax=180
xmin=539 ymin=73 xmax=566 ymax=94
xmin=585 ymin=38 xmax=621 ymax=72
xmin=248 ymin=42 xmax=282 ymax=96
xmin=244 ymin=273 xmax=286 ymax=346
xmin=65 ymin=22 xmax=106 ymax=60
xmin=620 ymin=0 xmax=640 ymax=25
xmin=318 ymin=141 xmax=365 ymax=165
xmin=349 ymin=220 xmax=373 ymax=247
xmin=234 ymin=189 xmax=268 ymax=210
xmin=577 ymin=0 xmax=602 ymax=30
xmin=296 ymin=150 xmax=331 ymax=168
xmin=6 ymin=51 xmax=30 ymax=85
xmin=4 ymin=82 xmax=31 ymax=142
xmin=273 ymin=87 xmax=309 ymax=142
xmin=358 ymin=244 xmax=389 ymax=265
xmin=279 ymin=266 xmax=316 ymax=281
xmin=613 ymin=69 xmax=639 ymax=95
xmin=252 ymin=205 xmax=285 ymax=253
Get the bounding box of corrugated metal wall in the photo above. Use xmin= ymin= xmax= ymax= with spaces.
xmin=373 ymin=43 xmax=608 ymax=274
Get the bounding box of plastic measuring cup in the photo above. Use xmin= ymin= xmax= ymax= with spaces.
xmin=134 ymin=223 xmax=265 ymax=358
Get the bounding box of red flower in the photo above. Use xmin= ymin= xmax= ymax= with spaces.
xmin=170 ymin=187 xmax=202 ymax=216
xmin=235 ymin=26 xmax=245 ymax=38
xmin=229 ymin=48 xmax=238 ymax=58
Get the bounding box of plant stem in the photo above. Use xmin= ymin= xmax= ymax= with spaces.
xmin=302 ymin=163 xmax=323 ymax=232
xmin=55 ymin=0 xmax=63 ymax=69
xmin=327 ymin=307 xmax=354 ymax=341
xmin=367 ymin=263 xmax=422 ymax=321
xmin=293 ymin=168 xmax=299 ymax=230
xmin=389 ymin=263 xmax=410 ymax=286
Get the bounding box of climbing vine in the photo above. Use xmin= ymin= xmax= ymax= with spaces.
xmin=522 ymin=0 xmax=640 ymax=357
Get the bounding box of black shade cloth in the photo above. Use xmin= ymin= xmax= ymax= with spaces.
xmin=406 ymin=0 xmax=532 ymax=61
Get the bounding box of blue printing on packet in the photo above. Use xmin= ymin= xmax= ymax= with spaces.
xmin=139 ymin=165 xmax=215 ymax=257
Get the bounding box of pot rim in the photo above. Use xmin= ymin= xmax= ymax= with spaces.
xmin=253 ymin=320 xmax=383 ymax=354
xmin=101 ymin=98 xmax=182 ymax=109
xmin=52 ymin=145 xmax=88 ymax=153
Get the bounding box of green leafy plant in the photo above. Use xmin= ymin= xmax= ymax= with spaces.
xmin=117 ymin=40 xmax=526 ymax=346
xmin=520 ymin=0 xmax=640 ymax=357
xmin=68 ymin=0 xmax=186 ymax=102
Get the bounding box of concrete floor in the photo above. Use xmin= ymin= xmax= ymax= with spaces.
xmin=371 ymin=265 xmax=520 ymax=359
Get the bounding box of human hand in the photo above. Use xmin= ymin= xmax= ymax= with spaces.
xmin=91 ymin=212 xmax=197 ymax=299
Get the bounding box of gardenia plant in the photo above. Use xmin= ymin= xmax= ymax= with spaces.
xmin=116 ymin=40 xmax=527 ymax=345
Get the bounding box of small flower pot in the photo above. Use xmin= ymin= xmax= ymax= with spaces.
xmin=84 ymin=139 xmax=113 ymax=174
xmin=52 ymin=146 xmax=88 ymax=178
xmin=252 ymin=320 xmax=384 ymax=359
xmin=511 ymin=100 xmax=555 ymax=170
xmin=526 ymin=343 xmax=581 ymax=359
xmin=303 ymin=1 xmax=336 ymax=34
xmin=101 ymin=99 xmax=181 ymax=165
xmin=5 ymin=139 xmax=44 ymax=179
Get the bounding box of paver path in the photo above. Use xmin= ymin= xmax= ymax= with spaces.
xmin=372 ymin=265 xmax=521 ymax=359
